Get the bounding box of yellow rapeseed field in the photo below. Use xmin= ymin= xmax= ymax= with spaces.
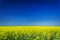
xmin=0 ymin=26 xmax=60 ymax=40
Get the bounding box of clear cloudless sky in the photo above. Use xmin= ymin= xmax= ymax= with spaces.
xmin=0 ymin=0 xmax=60 ymax=25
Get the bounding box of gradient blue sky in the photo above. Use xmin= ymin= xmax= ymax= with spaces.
xmin=0 ymin=0 xmax=60 ymax=25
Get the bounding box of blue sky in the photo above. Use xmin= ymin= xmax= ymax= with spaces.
xmin=0 ymin=0 xmax=60 ymax=25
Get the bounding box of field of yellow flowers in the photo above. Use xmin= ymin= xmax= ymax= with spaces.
xmin=0 ymin=26 xmax=60 ymax=40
